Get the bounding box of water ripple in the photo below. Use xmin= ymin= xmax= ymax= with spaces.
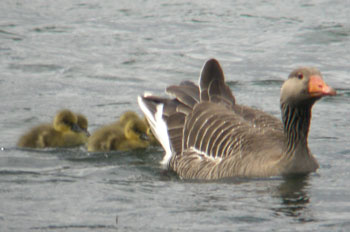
xmin=30 ymin=224 xmax=117 ymax=231
xmin=31 ymin=25 xmax=72 ymax=33
xmin=8 ymin=63 xmax=64 ymax=73
xmin=0 ymin=29 xmax=23 ymax=41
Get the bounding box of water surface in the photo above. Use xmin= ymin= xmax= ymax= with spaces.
xmin=1 ymin=0 xmax=349 ymax=231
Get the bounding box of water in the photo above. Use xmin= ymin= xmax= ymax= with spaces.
xmin=1 ymin=0 xmax=349 ymax=231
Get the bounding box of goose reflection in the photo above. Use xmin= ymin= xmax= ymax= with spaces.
xmin=272 ymin=174 xmax=314 ymax=222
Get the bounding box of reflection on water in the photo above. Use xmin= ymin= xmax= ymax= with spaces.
xmin=273 ymin=175 xmax=314 ymax=222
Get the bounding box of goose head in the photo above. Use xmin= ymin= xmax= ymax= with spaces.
xmin=279 ymin=67 xmax=336 ymax=152
xmin=76 ymin=113 xmax=90 ymax=137
xmin=280 ymin=67 xmax=336 ymax=107
xmin=119 ymin=111 xmax=140 ymax=125
xmin=124 ymin=118 xmax=149 ymax=142
xmin=53 ymin=109 xmax=82 ymax=133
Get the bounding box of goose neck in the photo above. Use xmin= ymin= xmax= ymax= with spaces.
xmin=281 ymin=103 xmax=312 ymax=153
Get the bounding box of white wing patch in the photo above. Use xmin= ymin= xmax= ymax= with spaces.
xmin=137 ymin=96 xmax=173 ymax=167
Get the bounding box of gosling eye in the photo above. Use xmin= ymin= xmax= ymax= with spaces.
xmin=140 ymin=133 xmax=149 ymax=141
xmin=134 ymin=128 xmax=142 ymax=135
xmin=297 ymin=73 xmax=304 ymax=80
xmin=71 ymin=123 xmax=82 ymax=133
xmin=63 ymin=119 xmax=72 ymax=127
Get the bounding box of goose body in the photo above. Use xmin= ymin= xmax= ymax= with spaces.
xmin=87 ymin=111 xmax=150 ymax=152
xmin=138 ymin=59 xmax=336 ymax=180
xmin=17 ymin=109 xmax=88 ymax=148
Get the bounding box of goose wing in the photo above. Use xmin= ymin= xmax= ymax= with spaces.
xmin=169 ymin=59 xmax=283 ymax=131
xmin=171 ymin=100 xmax=285 ymax=179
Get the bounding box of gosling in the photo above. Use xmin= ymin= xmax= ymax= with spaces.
xmin=87 ymin=112 xmax=150 ymax=152
xmin=17 ymin=109 xmax=88 ymax=148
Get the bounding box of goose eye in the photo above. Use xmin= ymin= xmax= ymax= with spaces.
xmin=297 ymin=73 xmax=303 ymax=79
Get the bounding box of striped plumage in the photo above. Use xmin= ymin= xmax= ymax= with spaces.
xmin=138 ymin=59 xmax=336 ymax=180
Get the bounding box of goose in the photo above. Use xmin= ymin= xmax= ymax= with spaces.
xmin=87 ymin=112 xmax=149 ymax=152
xmin=62 ymin=113 xmax=90 ymax=147
xmin=17 ymin=109 xmax=86 ymax=148
xmin=138 ymin=59 xmax=336 ymax=180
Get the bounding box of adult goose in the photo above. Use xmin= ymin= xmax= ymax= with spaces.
xmin=138 ymin=59 xmax=336 ymax=180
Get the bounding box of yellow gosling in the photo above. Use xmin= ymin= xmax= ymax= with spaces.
xmin=112 ymin=111 xmax=141 ymax=129
xmin=87 ymin=115 xmax=149 ymax=152
xmin=63 ymin=113 xmax=90 ymax=147
xmin=118 ymin=118 xmax=149 ymax=150
xmin=17 ymin=109 xmax=85 ymax=148
xmin=77 ymin=114 xmax=89 ymax=133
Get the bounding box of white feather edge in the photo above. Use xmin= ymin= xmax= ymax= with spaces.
xmin=197 ymin=58 xmax=211 ymax=97
xmin=137 ymin=95 xmax=173 ymax=167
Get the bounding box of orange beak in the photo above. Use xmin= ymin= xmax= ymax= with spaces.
xmin=308 ymin=75 xmax=336 ymax=97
